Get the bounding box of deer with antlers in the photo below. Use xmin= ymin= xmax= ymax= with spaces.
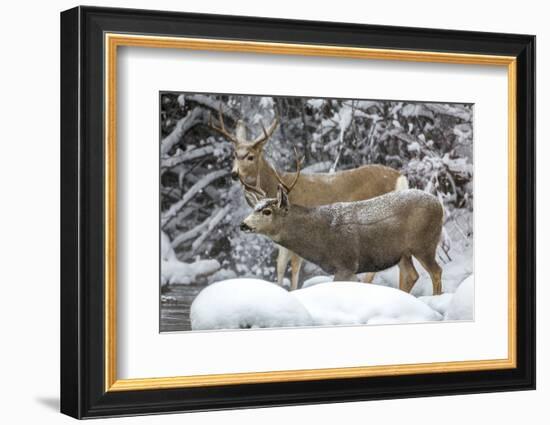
xmin=239 ymin=157 xmax=444 ymax=295
xmin=210 ymin=104 xmax=408 ymax=290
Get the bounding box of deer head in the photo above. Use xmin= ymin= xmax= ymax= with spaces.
xmin=240 ymin=149 xmax=301 ymax=240
xmin=209 ymin=103 xmax=278 ymax=184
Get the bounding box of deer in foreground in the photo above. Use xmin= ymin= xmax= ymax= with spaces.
xmin=210 ymin=105 xmax=408 ymax=290
xmin=239 ymin=158 xmax=444 ymax=295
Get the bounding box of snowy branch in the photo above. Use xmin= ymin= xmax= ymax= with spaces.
xmin=161 ymin=145 xmax=219 ymax=170
xmin=161 ymin=169 xmax=229 ymax=229
xmin=162 ymin=258 xmax=221 ymax=285
xmin=161 ymin=108 xmax=206 ymax=155
xmin=425 ymin=104 xmax=472 ymax=121
xmin=186 ymin=94 xmax=239 ymax=121
xmin=190 ymin=204 xmax=232 ymax=254
xmin=171 ymin=204 xmax=231 ymax=250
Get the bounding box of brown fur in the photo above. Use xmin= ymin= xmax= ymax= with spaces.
xmin=242 ymin=189 xmax=443 ymax=295
xmin=212 ymin=112 xmax=402 ymax=288
xmin=255 ymin=156 xmax=401 ymax=206
xmin=240 ymin=150 xmax=402 ymax=289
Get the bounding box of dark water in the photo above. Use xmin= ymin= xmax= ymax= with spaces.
xmin=160 ymin=283 xmax=207 ymax=332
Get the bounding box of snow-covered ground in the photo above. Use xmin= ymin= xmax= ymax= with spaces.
xmin=190 ymin=279 xmax=312 ymax=330
xmin=190 ymin=276 xmax=472 ymax=331
xmin=293 ymin=282 xmax=442 ymax=325
xmin=362 ymin=245 xmax=473 ymax=297
xmin=444 ymin=275 xmax=474 ymax=320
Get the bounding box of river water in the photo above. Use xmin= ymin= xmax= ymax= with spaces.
xmin=160 ymin=283 xmax=207 ymax=332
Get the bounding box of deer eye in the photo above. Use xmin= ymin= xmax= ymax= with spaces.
xmin=247 ymin=155 xmax=254 ymax=161
xmin=262 ymin=209 xmax=272 ymax=216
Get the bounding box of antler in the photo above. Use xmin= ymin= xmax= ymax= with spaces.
xmin=209 ymin=103 xmax=239 ymax=144
xmin=272 ymin=146 xmax=302 ymax=195
xmin=252 ymin=117 xmax=279 ymax=148
xmin=239 ymin=173 xmax=267 ymax=205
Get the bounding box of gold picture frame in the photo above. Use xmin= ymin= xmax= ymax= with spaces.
xmin=61 ymin=6 xmax=535 ymax=419
xmin=104 ymin=34 xmax=517 ymax=392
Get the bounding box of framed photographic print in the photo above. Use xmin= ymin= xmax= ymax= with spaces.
xmin=60 ymin=6 xmax=536 ymax=419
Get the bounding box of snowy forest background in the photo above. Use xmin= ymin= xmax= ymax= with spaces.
xmin=160 ymin=92 xmax=474 ymax=332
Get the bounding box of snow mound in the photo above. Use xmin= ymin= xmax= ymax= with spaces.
xmin=302 ymin=275 xmax=333 ymax=289
xmin=207 ymin=268 xmax=237 ymax=284
xmin=370 ymin=249 xmax=472 ymax=297
xmin=292 ymin=282 xmax=442 ymax=326
xmin=190 ymin=279 xmax=313 ymax=330
xmin=419 ymin=293 xmax=454 ymax=316
xmin=444 ymin=275 xmax=474 ymax=320
xmin=161 ymin=231 xmax=177 ymax=261
xmin=161 ymin=259 xmax=220 ymax=286
xmin=281 ymin=277 xmax=291 ymax=289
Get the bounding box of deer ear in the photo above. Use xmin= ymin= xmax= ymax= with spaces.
xmin=277 ymin=184 xmax=289 ymax=210
xmin=235 ymin=120 xmax=247 ymax=144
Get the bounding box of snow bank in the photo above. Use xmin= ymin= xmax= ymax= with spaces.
xmin=292 ymin=282 xmax=442 ymax=326
xmin=161 ymin=259 xmax=220 ymax=286
xmin=418 ymin=293 xmax=454 ymax=316
xmin=190 ymin=279 xmax=313 ymax=330
xmin=369 ymin=249 xmax=472 ymax=297
xmin=160 ymin=231 xmax=220 ymax=285
xmin=161 ymin=231 xmax=177 ymax=261
xmin=444 ymin=275 xmax=474 ymax=320
xmin=207 ymin=268 xmax=237 ymax=284
xmin=190 ymin=279 xmax=456 ymax=331
xmin=302 ymin=275 xmax=333 ymax=289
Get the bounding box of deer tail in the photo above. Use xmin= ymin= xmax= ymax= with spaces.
xmin=394 ymin=175 xmax=409 ymax=191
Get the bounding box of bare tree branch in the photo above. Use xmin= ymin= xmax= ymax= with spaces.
xmin=161 ymin=108 xmax=205 ymax=155
xmin=161 ymin=206 xmax=194 ymax=234
xmin=186 ymin=172 xmax=221 ymax=201
xmin=172 ymin=204 xmax=231 ymax=251
xmin=161 ymin=169 xmax=229 ymax=229
xmin=425 ymin=103 xmax=472 ymax=121
xmin=161 ymin=143 xmax=226 ymax=170
xmin=186 ymin=94 xmax=239 ymax=121
xmin=190 ymin=204 xmax=232 ymax=254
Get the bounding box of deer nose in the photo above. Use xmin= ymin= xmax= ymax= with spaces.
xmin=240 ymin=222 xmax=252 ymax=232
xmin=231 ymin=170 xmax=239 ymax=180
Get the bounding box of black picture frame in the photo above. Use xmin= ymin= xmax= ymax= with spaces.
xmin=61 ymin=5 xmax=535 ymax=419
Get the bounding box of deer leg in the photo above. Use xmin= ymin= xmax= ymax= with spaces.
xmin=416 ymin=254 xmax=443 ymax=296
xmin=290 ymin=253 xmax=303 ymax=291
xmin=276 ymin=246 xmax=291 ymax=287
xmin=398 ymin=256 xmax=419 ymax=293
xmin=334 ymin=270 xmax=358 ymax=282
xmin=362 ymin=272 xmax=376 ymax=283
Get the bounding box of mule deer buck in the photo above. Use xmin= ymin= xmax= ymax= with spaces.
xmin=239 ymin=158 xmax=444 ymax=296
xmin=209 ymin=104 xmax=408 ymax=290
